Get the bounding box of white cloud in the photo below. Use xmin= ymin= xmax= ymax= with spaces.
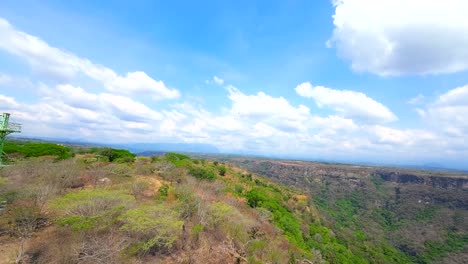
xmin=2 ymin=81 xmax=467 ymax=166
xmin=408 ymin=94 xmax=425 ymax=105
xmin=205 ymin=76 xmax=225 ymax=86
xmin=419 ymin=85 xmax=468 ymax=137
xmin=370 ymin=125 xmax=436 ymax=146
xmin=99 ymin=93 xmax=163 ymax=122
xmin=108 ymin=71 xmax=179 ymax=100
xmin=213 ymin=76 xmax=224 ymax=85
xmin=0 ymin=94 xmax=20 ymax=109
xmin=329 ymin=0 xmax=468 ymax=76
xmin=1 ymin=17 xmax=467 ymax=167
xmin=295 ymin=82 xmax=397 ymax=123
xmin=228 ymin=86 xmax=311 ymax=132
xmin=0 ymin=17 xmax=179 ymax=99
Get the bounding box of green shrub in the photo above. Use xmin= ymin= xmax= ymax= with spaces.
xmin=97 ymin=148 xmax=135 ymax=162
xmin=159 ymin=184 xmax=170 ymax=197
xmin=208 ymin=202 xmax=235 ymax=228
xmin=119 ymin=204 xmax=183 ymax=255
xmin=188 ymin=167 xmax=216 ymax=181
xmin=218 ymin=166 xmax=227 ymax=176
xmin=246 ymin=189 xmax=268 ymax=208
xmin=415 ymin=206 xmax=438 ymax=222
xmin=245 ymin=188 xmax=304 ymax=247
xmin=174 ymin=185 xmax=199 ymax=218
xmin=421 ymin=231 xmax=468 ymax=262
xmin=4 ymin=141 xmax=73 ymax=160
xmin=165 ymin=152 xmax=191 ymax=167
xmin=234 ymin=184 xmax=244 ymax=194
xmin=51 ymin=189 xmax=135 ymax=231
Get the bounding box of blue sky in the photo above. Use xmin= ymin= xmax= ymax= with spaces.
xmin=1 ymin=0 xmax=468 ymax=169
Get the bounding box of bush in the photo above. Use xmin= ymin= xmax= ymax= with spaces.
xmin=51 ymin=189 xmax=135 ymax=231
xmin=188 ymin=167 xmax=216 ymax=181
xmin=96 ymin=148 xmax=135 ymax=162
xmin=119 ymin=204 xmax=183 ymax=255
xmin=4 ymin=141 xmax=73 ymax=160
xmin=165 ymin=152 xmax=191 ymax=167
xmin=208 ymin=202 xmax=235 ymax=228
xmin=218 ymin=166 xmax=227 ymax=176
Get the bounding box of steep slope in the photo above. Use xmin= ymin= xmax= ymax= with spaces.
xmin=222 ymin=158 xmax=468 ymax=264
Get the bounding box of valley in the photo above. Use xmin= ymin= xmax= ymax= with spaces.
xmin=218 ymin=157 xmax=468 ymax=263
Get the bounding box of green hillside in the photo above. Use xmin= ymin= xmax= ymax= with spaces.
xmin=1 ymin=142 xmax=465 ymax=263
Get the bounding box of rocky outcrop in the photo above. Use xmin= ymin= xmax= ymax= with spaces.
xmin=375 ymin=170 xmax=468 ymax=190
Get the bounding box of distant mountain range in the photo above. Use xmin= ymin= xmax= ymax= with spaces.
xmin=8 ymin=136 xmax=467 ymax=172
xmin=112 ymin=142 xmax=219 ymax=154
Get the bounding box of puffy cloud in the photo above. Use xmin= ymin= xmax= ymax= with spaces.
xmin=419 ymin=85 xmax=468 ymax=137
xmin=1 ymin=16 xmax=467 ymax=166
xmin=329 ymin=0 xmax=468 ymax=76
xmin=3 ymin=81 xmax=466 ymax=165
xmin=0 ymin=17 xmax=179 ymax=99
xmin=107 ymin=71 xmax=179 ymax=100
xmin=99 ymin=93 xmax=163 ymax=122
xmin=228 ymin=86 xmax=311 ymax=132
xmin=370 ymin=125 xmax=436 ymax=146
xmin=295 ymin=82 xmax=397 ymax=123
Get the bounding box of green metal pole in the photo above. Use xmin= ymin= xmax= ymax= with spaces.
xmin=0 ymin=113 xmax=22 ymax=166
xmin=0 ymin=113 xmax=12 ymax=166
xmin=0 ymin=134 xmax=5 ymax=166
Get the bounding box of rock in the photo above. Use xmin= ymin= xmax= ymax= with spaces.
xmin=98 ymin=177 xmax=111 ymax=185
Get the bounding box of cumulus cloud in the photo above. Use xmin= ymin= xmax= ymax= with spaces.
xmin=1 ymin=17 xmax=467 ymax=167
xmin=2 ymin=81 xmax=466 ymax=165
xmin=370 ymin=125 xmax=436 ymax=146
xmin=228 ymin=86 xmax=310 ymax=127
xmin=0 ymin=17 xmax=179 ymax=99
xmin=418 ymin=85 xmax=468 ymax=137
xmin=329 ymin=0 xmax=468 ymax=76
xmin=295 ymin=82 xmax=397 ymax=123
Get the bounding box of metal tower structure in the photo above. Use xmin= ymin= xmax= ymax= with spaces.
xmin=0 ymin=113 xmax=22 ymax=166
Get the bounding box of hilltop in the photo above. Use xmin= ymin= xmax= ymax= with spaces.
xmin=0 ymin=141 xmax=467 ymax=263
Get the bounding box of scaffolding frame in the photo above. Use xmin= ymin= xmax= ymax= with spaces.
xmin=0 ymin=113 xmax=22 ymax=166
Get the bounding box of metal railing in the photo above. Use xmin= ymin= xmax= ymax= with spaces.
xmin=7 ymin=122 xmax=22 ymax=132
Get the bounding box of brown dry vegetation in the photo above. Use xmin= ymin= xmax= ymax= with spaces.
xmin=0 ymin=153 xmax=323 ymax=264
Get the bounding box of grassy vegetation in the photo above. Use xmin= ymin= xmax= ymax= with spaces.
xmin=0 ymin=149 xmax=328 ymax=263
xmin=418 ymin=231 xmax=468 ymax=263
xmin=4 ymin=141 xmax=74 ymax=160
xmin=1 ymin=146 xmax=466 ymax=263
xmin=87 ymin=147 xmax=135 ymax=162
